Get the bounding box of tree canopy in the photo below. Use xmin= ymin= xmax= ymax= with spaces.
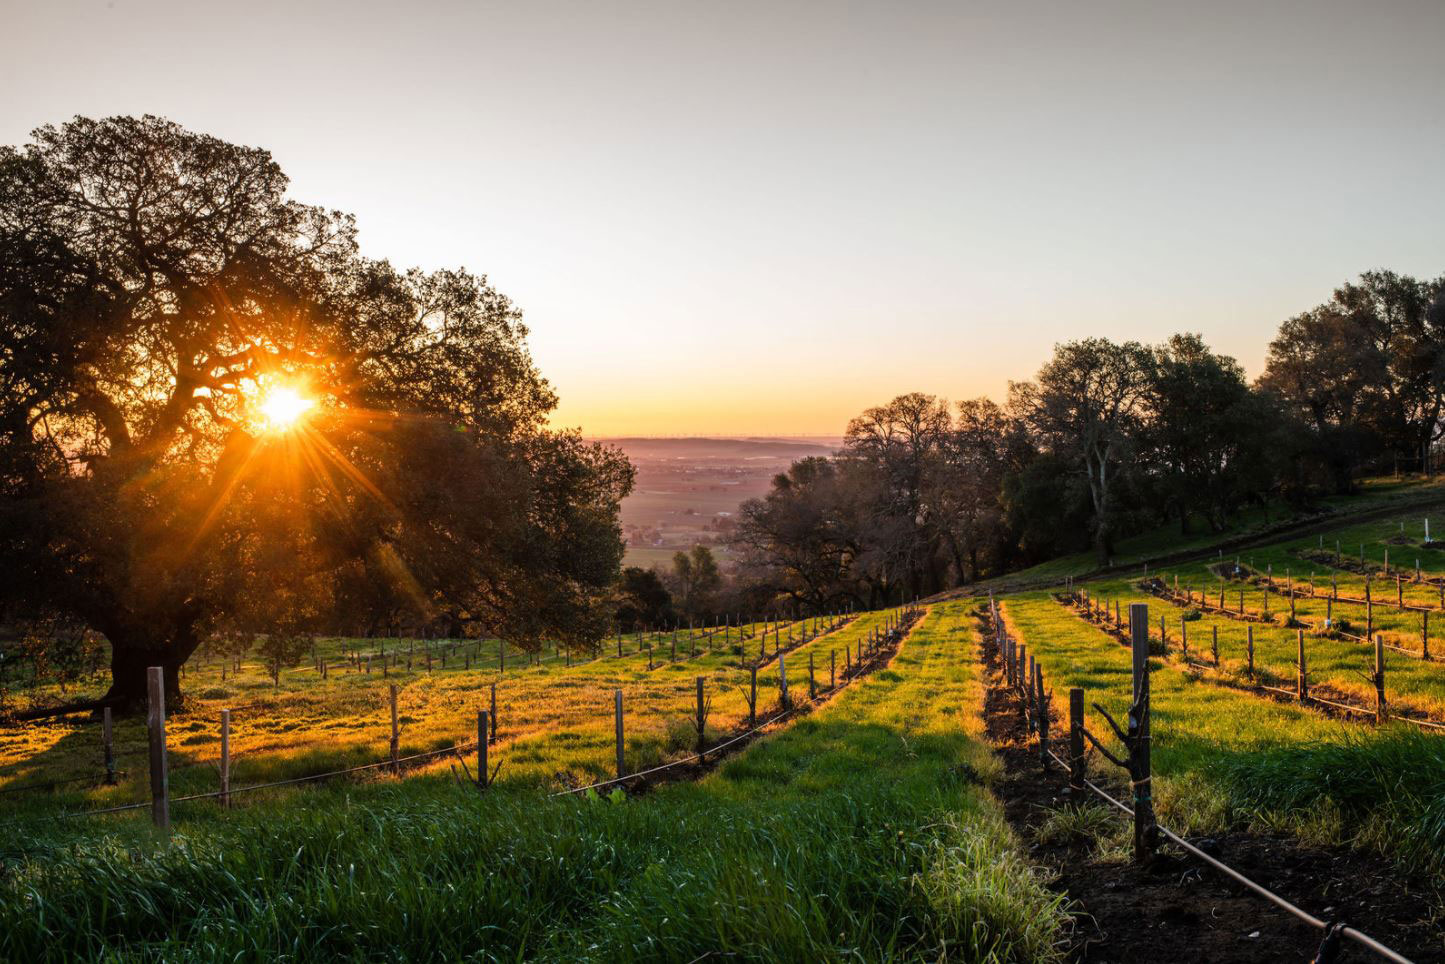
xmin=0 ymin=115 xmax=632 ymax=706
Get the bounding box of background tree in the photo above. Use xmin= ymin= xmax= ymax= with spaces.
xmin=667 ymin=545 xmax=721 ymax=619
xmin=1260 ymin=270 xmax=1445 ymax=490
xmin=1140 ymin=334 xmax=1265 ymax=532
xmin=614 ymin=567 xmax=674 ymax=631
xmin=1010 ymin=338 xmax=1152 ymax=562
xmin=0 ymin=116 xmax=632 ymax=708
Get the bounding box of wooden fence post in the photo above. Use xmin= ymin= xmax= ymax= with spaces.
xmin=147 ymin=666 xmax=169 ymax=833
xmin=1068 ymin=687 xmax=1084 ymax=793
xmin=749 ymin=665 xmax=758 ymax=727
xmin=615 ymin=689 xmax=625 ymax=780
xmin=808 ymin=652 xmax=816 ymax=700
xmin=389 ymin=684 xmax=400 ymax=774
xmin=102 ymin=706 xmax=116 ymax=785
xmin=219 ymin=708 xmax=231 ymax=808
xmin=477 ymin=710 xmax=489 ymax=789
xmin=1128 ymin=604 xmax=1155 ymax=862
xmin=1035 ymin=663 xmax=1048 ymax=772
xmin=1374 ymin=635 xmax=1387 ymax=724
xmin=695 ymin=676 xmax=706 ymax=758
xmin=490 ymin=682 xmax=498 ymax=741
xmin=1423 ymin=611 xmax=1431 ymax=660
xmin=1211 ymin=625 xmax=1219 ymax=665
xmin=1297 ymin=629 xmax=1308 ymax=703
xmin=830 ymin=648 xmax=836 ymax=688
xmin=778 ymin=652 xmax=790 ymax=709
xmin=1246 ymin=625 xmax=1255 ymax=677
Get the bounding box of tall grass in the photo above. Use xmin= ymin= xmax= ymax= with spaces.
xmin=0 ymin=602 xmax=1066 ymax=962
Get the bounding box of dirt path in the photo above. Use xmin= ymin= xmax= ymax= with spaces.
xmin=973 ymin=610 xmax=1442 ymax=963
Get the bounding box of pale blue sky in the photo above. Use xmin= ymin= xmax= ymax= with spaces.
xmin=4 ymin=0 xmax=1442 ymax=434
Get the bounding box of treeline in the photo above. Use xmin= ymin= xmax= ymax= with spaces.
xmin=727 ymin=270 xmax=1445 ymax=610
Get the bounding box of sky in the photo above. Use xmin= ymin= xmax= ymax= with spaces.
xmin=4 ymin=0 xmax=1443 ymax=436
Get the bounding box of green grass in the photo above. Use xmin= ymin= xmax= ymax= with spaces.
xmin=1076 ymin=574 xmax=1445 ymax=720
xmin=0 ymin=602 xmax=1067 ymax=962
xmin=0 ymin=613 xmax=889 ymax=822
xmin=1000 ymin=592 xmax=1445 ymax=885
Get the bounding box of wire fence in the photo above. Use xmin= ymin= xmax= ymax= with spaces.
xmin=1069 ymin=587 xmax=1445 ymax=733
xmin=0 ymin=606 xmax=914 ymax=829
xmin=986 ymin=598 xmax=1416 ymax=964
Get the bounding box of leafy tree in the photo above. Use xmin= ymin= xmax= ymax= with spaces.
xmin=1140 ymin=334 xmax=1264 ymax=531
xmin=843 ymin=393 xmax=953 ymax=597
xmin=1010 ymin=338 xmax=1152 ymax=562
xmin=1261 ymin=270 xmax=1445 ymax=489
xmin=669 ymin=544 xmax=721 ymax=617
xmin=731 ymin=457 xmax=862 ymax=610
xmin=0 ymin=116 xmax=632 ymax=708
xmin=614 ymin=567 xmax=674 ymax=631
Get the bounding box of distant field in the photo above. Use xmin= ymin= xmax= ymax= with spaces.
xmin=605 ymin=436 xmax=842 ymax=569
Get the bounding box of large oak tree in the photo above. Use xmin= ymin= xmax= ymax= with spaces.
xmin=0 ymin=116 xmax=632 ymax=708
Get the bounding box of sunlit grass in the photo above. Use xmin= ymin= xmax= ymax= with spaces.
xmin=0 ymin=602 xmax=1068 ymax=962
xmin=1000 ymin=592 xmax=1445 ymax=874
xmin=0 ymin=615 xmax=896 ymax=823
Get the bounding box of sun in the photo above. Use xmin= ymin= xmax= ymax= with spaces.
xmin=257 ymin=385 xmax=314 ymax=431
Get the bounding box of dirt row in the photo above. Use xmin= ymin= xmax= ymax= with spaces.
xmin=974 ymin=608 xmax=1442 ymax=963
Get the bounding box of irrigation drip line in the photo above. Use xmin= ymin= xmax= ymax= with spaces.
xmin=1040 ymin=733 xmax=1413 ymax=962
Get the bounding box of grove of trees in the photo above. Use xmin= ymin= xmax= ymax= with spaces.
xmin=730 ymin=272 xmax=1445 ymax=609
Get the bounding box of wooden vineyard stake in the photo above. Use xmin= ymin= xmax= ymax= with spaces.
xmin=1211 ymin=625 xmax=1219 ymax=665
xmin=695 ymin=677 xmax=706 ymax=759
xmin=1424 ymin=611 xmax=1431 ymax=660
xmin=389 ymin=684 xmax=400 ymax=774
xmin=1373 ymin=635 xmax=1387 ymax=724
xmin=1297 ymin=630 xmax=1308 ymax=703
xmin=490 ymin=683 xmax=498 ymax=741
xmin=808 ymin=653 xmax=816 ymax=700
xmin=1035 ymin=663 xmax=1048 ymax=773
xmin=1246 ymin=625 xmax=1254 ymax=677
xmin=102 ymin=706 xmax=116 ymax=785
xmin=147 ymin=666 xmax=170 ymax=833
xmin=1068 ymin=688 xmax=1084 ymax=793
xmin=477 ymin=710 xmax=490 ymax=789
xmin=830 ymin=649 xmax=836 ymax=688
xmin=749 ymin=666 xmax=758 ymax=727
xmin=778 ymin=652 xmax=790 ymax=709
xmin=1128 ymin=604 xmax=1155 ymax=862
xmin=219 ymin=709 xmax=231 ymax=808
xmin=614 ymin=690 xmax=625 ymax=780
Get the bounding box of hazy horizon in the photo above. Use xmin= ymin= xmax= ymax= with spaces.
xmin=6 ymin=0 xmax=1443 ymax=435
